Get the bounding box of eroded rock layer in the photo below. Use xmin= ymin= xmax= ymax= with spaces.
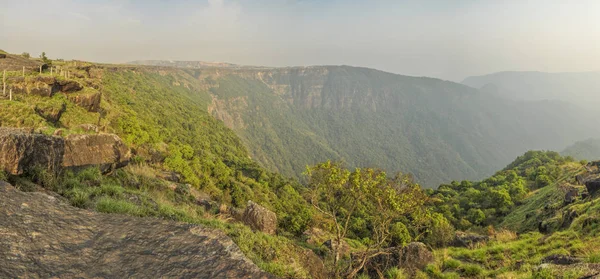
xmin=0 ymin=181 xmax=275 ymax=279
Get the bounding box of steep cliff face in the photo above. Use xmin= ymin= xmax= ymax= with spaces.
xmin=201 ymin=66 xmax=599 ymax=187
xmin=0 ymin=181 xmax=275 ymax=279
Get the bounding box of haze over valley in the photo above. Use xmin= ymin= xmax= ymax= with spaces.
xmin=2 ymin=1 xmax=600 ymax=278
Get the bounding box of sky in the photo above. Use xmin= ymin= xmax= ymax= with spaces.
xmin=1 ymin=0 xmax=599 ymax=81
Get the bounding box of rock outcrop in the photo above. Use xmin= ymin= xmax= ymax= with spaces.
xmin=57 ymin=79 xmax=83 ymax=92
xmin=453 ymin=231 xmax=489 ymax=247
xmin=63 ymin=133 xmax=131 ymax=172
xmin=34 ymin=101 xmax=66 ymax=123
xmin=359 ymin=242 xmax=434 ymax=276
xmin=6 ymin=76 xmax=84 ymax=97
xmin=242 ymin=200 xmax=277 ymax=235
xmin=0 ymin=127 xmax=130 ymax=175
xmin=0 ymin=182 xmax=275 ymax=279
xmin=0 ymin=127 xmax=64 ymax=175
xmin=301 ymin=249 xmax=328 ymax=279
xmin=68 ymin=91 xmax=102 ymax=112
xmin=585 ymin=178 xmax=600 ymax=195
xmin=542 ymin=254 xmax=581 ymax=265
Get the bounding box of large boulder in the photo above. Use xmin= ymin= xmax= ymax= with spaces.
xmin=397 ymin=242 xmax=434 ymax=271
xmin=453 ymin=231 xmax=489 ymax=247
xmin=57 ymin=79 xmax=83 ymax=92
xmin=0 ymin=128 xmax=131 ymax=175
xmin=30 ymin=76 xmax=60 ymax=97
xmin=62 ymin=133 xmax=131 ymax=173
xmin=564 ymin=187 xmax=580 ymax=204
xmin=68 ymin=91 xmax=101 ymax=112
xmin=585 ymin=178 xmax=600 ymax=195
xmin=301 ymin=249 xmax=327 ymax=279
xmin=28 ymin=83 xmax=57 ymax=97
xmin=361 ymin=242 xmax=433 ymax=276
xmin=0 ymin=182 xmax=275 ymax=279
xmin=242 ymin=200 xmax=277 ymax=235
xmin=0 ymin=127 xmax=64 ymax=175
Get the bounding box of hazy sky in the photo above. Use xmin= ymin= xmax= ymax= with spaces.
xmin=1 ymin=0 xmax=599 ymax=81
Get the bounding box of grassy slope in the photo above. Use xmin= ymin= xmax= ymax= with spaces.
xmin=428 ymin=161 xmax=600 ymax=278
xmin=500 ymin=162 xmax=585 ymax=232
xmin=0 ymin=63 xmax=317 ymax=278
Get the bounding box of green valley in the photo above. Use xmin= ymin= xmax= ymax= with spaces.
xmin=192 ymin=66 xmax=599 ymax=187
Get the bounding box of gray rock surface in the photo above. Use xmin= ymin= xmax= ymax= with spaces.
xmin=0 ymin=182 xmax=275 ymax=279
xmin=63 ymin=133 xmax=131 ymax=172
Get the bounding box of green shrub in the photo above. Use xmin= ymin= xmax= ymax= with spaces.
xmin=425 ymin=213 xmax=455 ymax=247
xmin=532 ymin=268 xmax=554 ymax=279
xmin=65 ymin=187 xmax=93 ymax=207
xmin=100 ymin=182 xmax=124 ymax=198
xmin=390 ymin=222 xmax=412 ymax=247
xmin=96 ymin=197 xmax=146 ymax=216
xmin=385 ymin=267 xmax=407 ymax=279
xmin=461 ymin=264 xmax=483 ymax=277
xmin=588 ymin=252 xmax=600 ymax=263
xmin=76 ymin=167 xmax=102 ymax=183
xmin=440 ymin=272 xmax=461 ymax=279
xmin=442 ymin=258 xmax=461 ymax=270
xmin=424 ymin=264 xmax=442 ymax=277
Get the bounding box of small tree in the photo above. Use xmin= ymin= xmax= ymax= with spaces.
xmin=306 ymin=161 xmax=427 ymax=278
xmin=21 ymin=52 xmax=30 ymax=58
xmin=40 ymin=52 xmax=51 ymax=65
xmin=305 ymin=161 xmax=356 ymax=267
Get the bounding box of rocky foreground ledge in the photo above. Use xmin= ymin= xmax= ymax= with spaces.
xmin=0 ymin=181 xmax=275 ymax=278
xmin=0 ymin=127 xmax=130 ymax=175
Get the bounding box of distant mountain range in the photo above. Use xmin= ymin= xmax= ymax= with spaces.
xmin=562 ymin=138 xmax=600 ymax=161
xmin=185 ymin=65 xmax=600 ymax=187
xmin=462 ymin=71 xmax=600 ymax=109
xmin=128 ymin=60 xmax=253 ymax=69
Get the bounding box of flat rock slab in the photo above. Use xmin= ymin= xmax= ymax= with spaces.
xmin=0 ymin=182 xmax=275 ymax=279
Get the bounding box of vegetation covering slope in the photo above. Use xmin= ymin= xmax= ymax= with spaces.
xmin=426 ymin=151 xmax=600 ymax=278
xmin=0 ymin=56 xmax=316 ymax=276
xmin=200 ymin=66 xmax=599 ymax=187
xmin=3 ymin=53 xmax=600 ymax=278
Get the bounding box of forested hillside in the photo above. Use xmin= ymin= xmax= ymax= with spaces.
xmin=197 ymin=66 xmax=599 ymax=187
